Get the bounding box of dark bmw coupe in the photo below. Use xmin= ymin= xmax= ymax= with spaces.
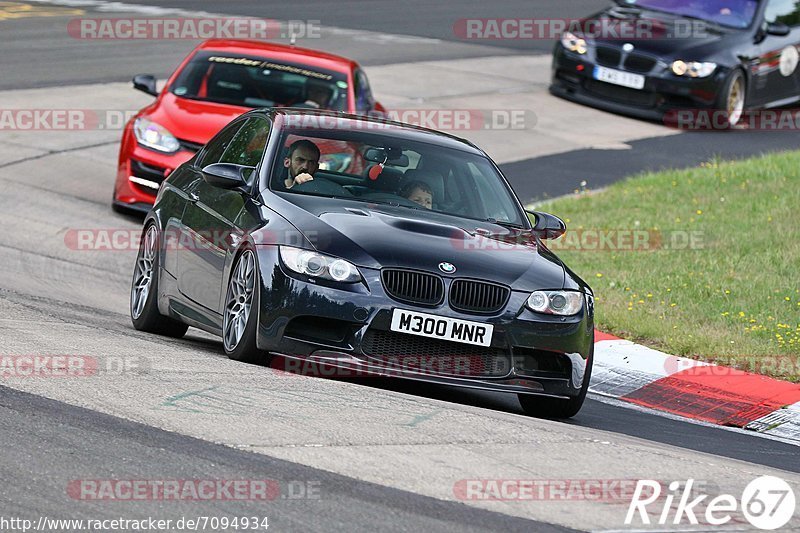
xmin=130 ymin=109 xmax=594 ymax=418
xmin=551 ymin=0 xmax=800 ymax=126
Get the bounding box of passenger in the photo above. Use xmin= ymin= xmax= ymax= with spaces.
xmin=399 ymin=180 xmax=433 ymax=209
xmin=283 ymin=139 xmax=319 ymax=190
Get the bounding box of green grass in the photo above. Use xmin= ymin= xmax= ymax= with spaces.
xmin=536 ymin=151 xmax=800 ymax=381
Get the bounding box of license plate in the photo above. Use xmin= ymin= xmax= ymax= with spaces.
xmin=593 ymin=66 xmax=645 ymax=90
xmin=390 ymin=309 xmax=494 ymax=347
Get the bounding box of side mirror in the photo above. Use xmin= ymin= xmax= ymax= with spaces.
xmin=133 ymin=74 xmax=158 ymax=96
xmin=766 ymin=21 xmax=791 ymax=36
xmin=527 ymin=210 xmax=566 ymax=240
xmin=201 ymin=163 xmax=254 ymax=190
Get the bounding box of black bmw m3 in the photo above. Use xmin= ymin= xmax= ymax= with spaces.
xmin=130 ymin=109 xmax=594 ymax=418
xmin=551 ymin=0 xmax=800 ymax=126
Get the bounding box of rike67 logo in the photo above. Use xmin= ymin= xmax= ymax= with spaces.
xmin=626 ymin=476 xmax=796 ymax=530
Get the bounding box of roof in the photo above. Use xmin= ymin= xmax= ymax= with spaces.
xmin=254 ymin=108 xmax=483 ymax=155
xmin=196 ymin=39 xmax=357 ymax=74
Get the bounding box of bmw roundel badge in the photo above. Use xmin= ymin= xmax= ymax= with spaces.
xmin=438 ymin=262 xmax=456 ymax=273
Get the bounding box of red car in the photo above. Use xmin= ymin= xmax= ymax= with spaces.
xmin=113 ymin=39 xmax=385 ymax=213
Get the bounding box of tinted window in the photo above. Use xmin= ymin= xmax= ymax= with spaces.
xmin=170 ymin=52 xmax=349 ymax=110
xmin=197 ymin=121 xmax=244 ymax=168
xmin=270 ymin=128 xmax=525 ymax=226
xmin=354 ymin=69 xmax=374 ymax=113
xmin=219 ymin=117 xmax=271 ymax=169
xmin=765 ymin=0 xmax=800 ymax=26
xmin=629 ymin=0 xmax=759 ymax=28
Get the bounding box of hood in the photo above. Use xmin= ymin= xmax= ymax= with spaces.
xmin=275 ymin=195 xmax=567 ymax=291
xmin=587 ymin=6 xmax=739 ymax=60
xmin=142 ymin=93 xmax=248 ymax=144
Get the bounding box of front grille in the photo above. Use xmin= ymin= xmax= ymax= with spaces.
xmin=584 ymin=80 xmax=656 ymax=108
xmin=178 ymin=138 xmax=204 ymax=152
xmin=361 ymin=329 xmax=510 ymax=377
xmin=624 ymin=53 xmax=656 ymax=73
xmin=449 ymin=280 xmax=510 ymax=314
xmin=381 ymin=269 xmax=444 ymax=306
xmin=595 ymin=46 xmax=621 ymax=67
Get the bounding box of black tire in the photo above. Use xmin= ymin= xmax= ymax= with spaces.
xmin=130 ymin=223 xmax=188 ymax=338
xmin=222 ymin=248 xmax=269 ymax=365
xmin=714 ymin=69 xmax=746 ymax=129
xmin=518 ymin=344 xmax=594 ymax=419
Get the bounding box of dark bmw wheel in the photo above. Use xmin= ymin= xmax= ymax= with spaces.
xmin=518 ymin=346 xmax=594 ymax=419
xmin=716 ymin=69 xmax=746 ymax=128
xmin=130 ymin=223 xmax=188 ymax=337
xmin=223 ymin=249 xmax=268 ymax=364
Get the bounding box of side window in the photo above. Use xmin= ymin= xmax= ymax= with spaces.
xmin=197 ymin=120 xmax=244 ymax=168
xmin=354 ymin=69 xmax=374 ymax=113
xmin=765 ymin=0 xmax=800 ymax=26
xmin=219 ymin=117 xmax=271 ymax=168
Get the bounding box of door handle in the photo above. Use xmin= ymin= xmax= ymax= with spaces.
xmin=188 ymin=191 xmax=199 ymax=203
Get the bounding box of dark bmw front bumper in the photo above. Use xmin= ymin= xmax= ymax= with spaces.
xmin=254 ymin=246 xmax=594 ymax=399
xmin=550 ymin=44 xmax=729 ymax=122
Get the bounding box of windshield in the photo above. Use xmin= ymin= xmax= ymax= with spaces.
xmin=270 ymin=127 xmax=526 ymax=227
xmin=169 ymin=51 xmax=349 ymax=110
xmin=620 ymin=0 xmax=760 ymax=28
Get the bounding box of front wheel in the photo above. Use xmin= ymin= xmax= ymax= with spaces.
xmin=716 ymin=70 xmax=746 ymax=128
xmin=518 ymin=350 xmax=593 ymax=419
xmin=130 ymin=223 xmax=188 ymax=337
xmin=223 ymin=249 xmax=269 ymax=364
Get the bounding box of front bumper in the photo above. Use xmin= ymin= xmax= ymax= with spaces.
xmin=114 ymin=133 xmax=197 ymax=208
xmin=550 ymin=45 xmax=728 ymax=122
xmin=254 ymin=246 xmax=594 ymax=399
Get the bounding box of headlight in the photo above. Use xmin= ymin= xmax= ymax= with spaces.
xmin=279 ymin=246 xmax=361 ymax=283
xmin=133 ymin=117 xmax=180 ymax=153
xmin=671 ymin=60 xmax=717 ymax=78
xmin=561 ymin=32 xmax=587 ymax=55
xmin=526 ymin=290 xmax=584 ymax=316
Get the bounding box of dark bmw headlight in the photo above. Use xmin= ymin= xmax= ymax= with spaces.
xmin=279 ymin=246 xmax=361 ymax=283
xmin=527 ymin=290 xmax=584 ymax=316
xmin=561 ymin=32 xmax=587 ymax=55
xmin=671 ymin=61 xmax=717 ymax=78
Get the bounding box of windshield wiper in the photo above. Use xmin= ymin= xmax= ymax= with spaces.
xmin=483 ymin=218 xmax=525 ymax=229
xmin=363 ymin=199 xmax=424 ymax=211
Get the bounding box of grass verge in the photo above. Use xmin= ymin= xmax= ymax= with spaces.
xmin=537 ymin=150 xmax=800 ymax=381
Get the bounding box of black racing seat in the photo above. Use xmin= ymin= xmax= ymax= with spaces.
xmin=363 ymin=165 xmax=404 ymax=194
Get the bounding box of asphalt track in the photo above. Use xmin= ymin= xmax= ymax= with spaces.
xmin=0 ymin=1 xmax=799 ymax=531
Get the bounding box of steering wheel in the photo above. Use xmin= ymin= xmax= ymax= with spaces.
xmin=292 ymin=177 xmax=353 ymax=196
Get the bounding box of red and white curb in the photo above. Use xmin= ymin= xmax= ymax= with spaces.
xmin=590 ymin=331 xmax=800 ymax=443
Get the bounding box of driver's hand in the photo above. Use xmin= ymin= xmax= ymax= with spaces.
xmin=295 ymin=173 xmax=314 ymax=184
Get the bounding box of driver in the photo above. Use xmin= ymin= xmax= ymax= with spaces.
xmin=283 ymin=139 xmax=320 ymax=190
xmin=302 ymin=80 xmax=332 ymax=109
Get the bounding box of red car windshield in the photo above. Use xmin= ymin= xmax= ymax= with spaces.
xmin=624 ymin=0 xmax=759 ymax=29
xmin=169 ymin=51 xmax=349 ymax=110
